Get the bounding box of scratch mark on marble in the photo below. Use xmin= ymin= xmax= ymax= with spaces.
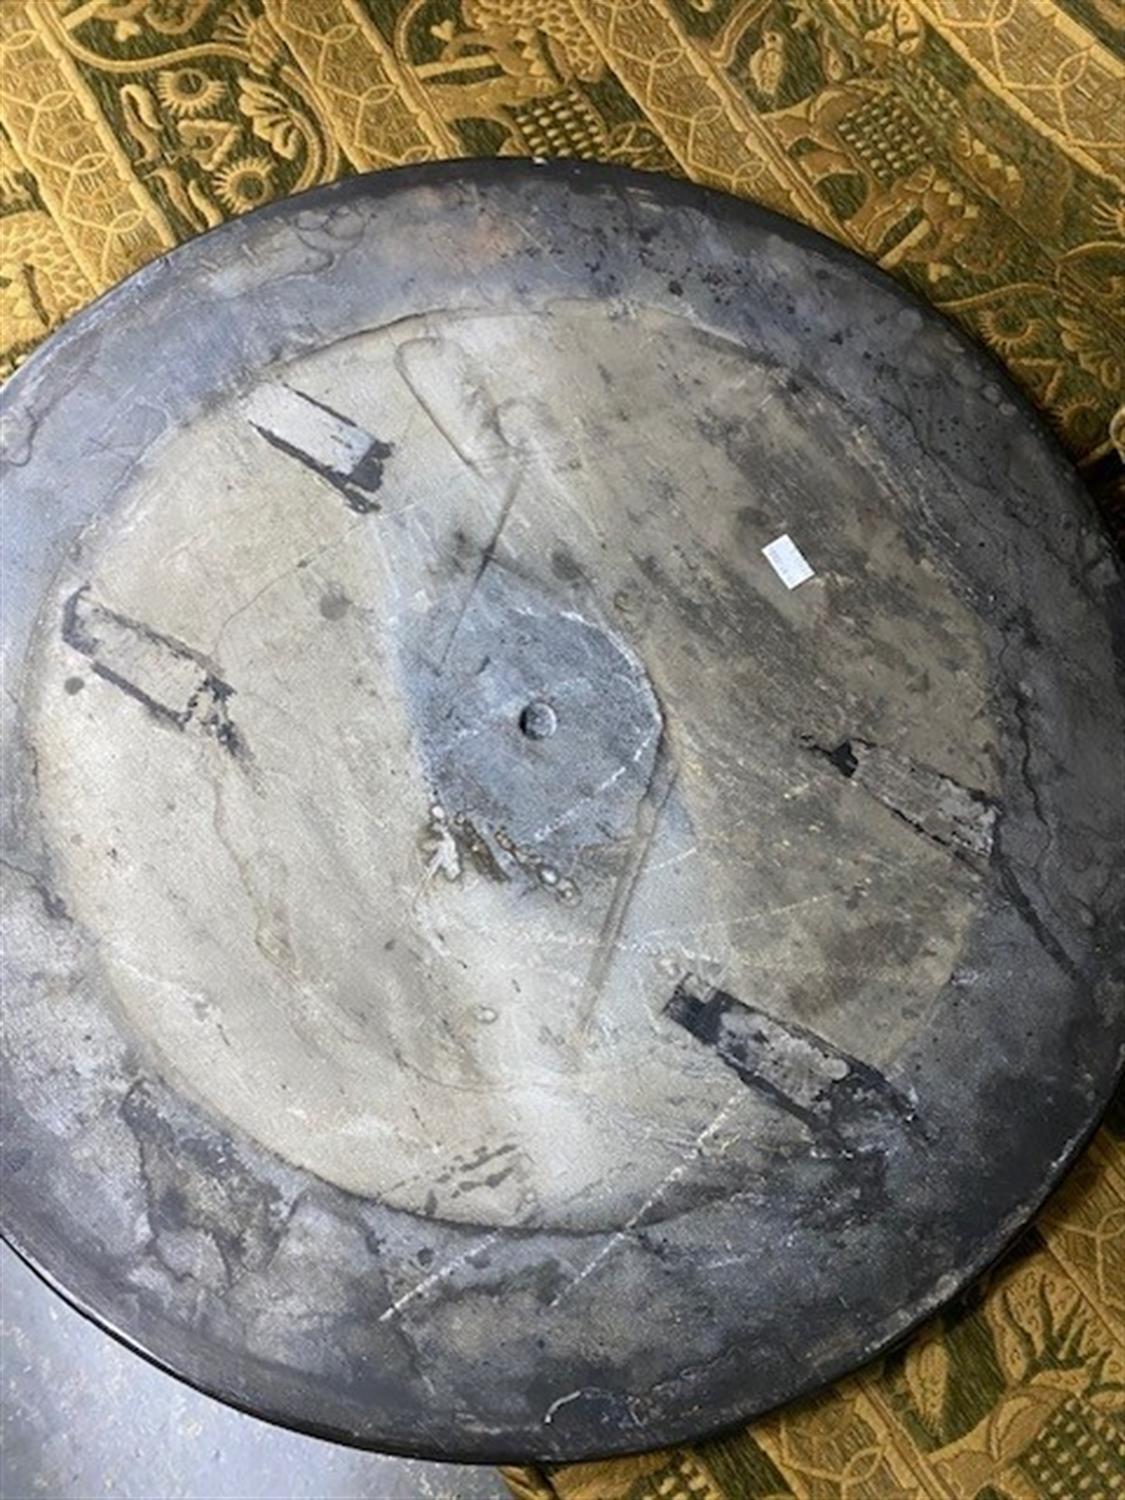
xmin=543 ymin=1389 xmax=586 ymax=1425
xmin=548 ymin=1090 xmax=745 ymax=1307
xmin=574 ymin=738 xmax=676 ymax=1049
xmin=378 ymin=1230 xmax=503 ymax=1324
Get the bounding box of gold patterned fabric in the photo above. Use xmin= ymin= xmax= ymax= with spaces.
xmin=0 ymin=4 xmax=1122 ymax=1497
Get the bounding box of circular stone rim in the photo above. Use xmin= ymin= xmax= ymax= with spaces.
xmin=1 ymin=158 xmax=1123 ymax=1465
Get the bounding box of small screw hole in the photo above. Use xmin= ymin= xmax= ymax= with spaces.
xmin=519 ymin=701 xmax=557 ymax=740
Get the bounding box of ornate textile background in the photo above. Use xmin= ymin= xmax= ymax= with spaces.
xmin=0 ymin=4 xmax=1122 ymax=1497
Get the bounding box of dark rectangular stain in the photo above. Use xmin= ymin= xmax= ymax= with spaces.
xmin=800 ymin=734 xmax=997 ymax=862
xmin=249 ymin=386 xmax=392 ymax=515
xmin=666 ymin=976 xmax=918 ymax=1143
xmin=62 ymin=586 xmax=247 ymax=761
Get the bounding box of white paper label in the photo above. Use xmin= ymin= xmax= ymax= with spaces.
xmin=762 ymin=533 xmax=814 ymax=590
